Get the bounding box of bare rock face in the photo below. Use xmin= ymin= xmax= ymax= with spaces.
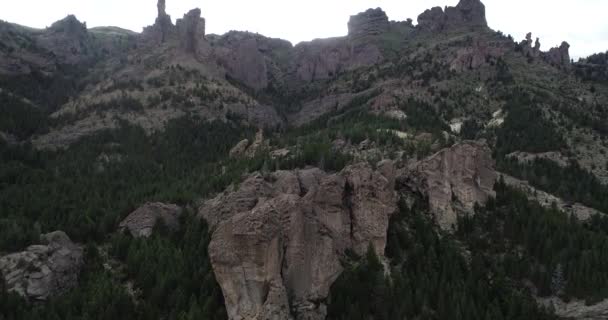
xmin=449 ymin=36 xmax=507 ymax=71
xmin=417 ymin=0 xmax=487 ymax=32
xmin=199 ymin=163 xmax=397 ymax=320
xmin=119 ymin=202 xmax=183 ymax=237
xmin=347 ymin=8 xmax=390 ymax=41
xmin=176 ymin=8 xmax=206 ymax=54
xmin=37 ymin=15 xmax=93 ymax=65
xmin=400 ymin=141 xmax=496 ymax=230
xmin=143 ymin=0 xmax=175 ymax=44
xmin=0 ymin=231 xmax=83 ymax=301
xmin=545 ymin=41 xmax=571 ymax=67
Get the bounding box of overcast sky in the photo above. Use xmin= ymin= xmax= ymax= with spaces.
xmin=1 ymin=0 xmax=607 ymax=59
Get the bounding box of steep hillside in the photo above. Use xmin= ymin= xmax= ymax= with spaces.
xmin=1 ymin=0 xmax=608 ymax=319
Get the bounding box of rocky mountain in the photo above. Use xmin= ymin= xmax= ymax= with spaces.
xmin=1 ymin=0 xmax=608 ymax=319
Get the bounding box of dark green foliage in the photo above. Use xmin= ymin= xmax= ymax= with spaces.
xmin=0 ymin=117 xmax=256 ymax=251
xmin=327 ymin=198 xmax=557 ymax=320
xmin=459 ymin=180 xmax=608 ymax=303
xmin=496 ymin=92 xmax=566 ymax=155
xmin=0 ymin=91 xmax=48 ymax=139
xmin=460 ymin=119 xmax=484 ymax=140
xmin=109 ymin=213 xmax=227 ymax=320
xmin=498 ymin=157 xmax=608 ymax=213
xmin=400 ymin=98 xmax=450 ymax=134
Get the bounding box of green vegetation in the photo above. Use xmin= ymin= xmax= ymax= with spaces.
xmin=498 ymin=157 xmax=608 ymax=213
xmin=0 ymin=214 xmax=226 ymax=320
xmin=459 ymin=179 xmax=608 ymax=303
xmin=109 ymin=213 xmax=226 ymax=319
xmin=496 ymin=91 xmax=566 ymax=155
xmin=327 ymin=197 xmax=557 ymax=320
xmin=0 ymin=117 xmax=258 ymax=252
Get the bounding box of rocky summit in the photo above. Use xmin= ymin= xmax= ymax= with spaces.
xmin=1 ymin=0 xmax=608 ymax=319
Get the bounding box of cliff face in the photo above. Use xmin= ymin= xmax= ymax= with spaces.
xmin=400 ymin=142 xmax=497 ymax=230
xmin=199 ymin=162 xmax=397 ymax=320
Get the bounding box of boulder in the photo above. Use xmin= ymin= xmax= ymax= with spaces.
xmin=199 ymin=162 xmax=397 ymax=320
xmin=400 ymin=141 xmax=496 ymax=230
xmin=0 ymin=231 xmax=83 ymax=301
xmin=119 ymin=202 xmax=183 ymax=237
xmin=347 ymin=8 xmax=390 ymax=40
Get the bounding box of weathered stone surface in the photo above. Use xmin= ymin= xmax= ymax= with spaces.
xmin=0 ymin=231 xmax=83 ymax=301
xmin=417 ymin=0 xmax=487 ymax=32
xmin=348 ymin=8 xmax=390 ymax=40
xmin=400 ymin=141 xmax=496 ymax=230
xmin=538 ymin=297 xmax=608 ymax=320
xmin=142 ymin=0 xmax=175 ymax=44
xmin=545 ymin=41 xmax=571 ymax=67
xmin=449 ymin=36 xmax=507 ymax=71
xmin=228 ymin=130 xmax=267 ymax=159
xmin=214 ymin=32 xmax=278 ymax=90
xmin=199 ymin=163 xmax=397 ymax=320
xmin=176 ymin=8 xmax=206 ymax=54
xmin=119 ymin=202 xmax=183 ymax=237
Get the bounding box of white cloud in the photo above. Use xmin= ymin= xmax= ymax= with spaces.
xmin=1 ymin=0 xmax=606 ymax=59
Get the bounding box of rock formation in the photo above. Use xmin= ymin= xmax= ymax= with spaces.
xmin=0 ymin=231 xmax=83 ymax=301
xmin=417 ymin=0 xmax=487 ymax=32
xmin=119 ymin=202 xmax=183 ymax=237
xmin=347 ymin=8 xmax=390 ymax=41
xmin=176 ymin=9 xmax=206 ymax=54
xmin=399 ymin=141 xmax=496 ymax=230
xmin=229 ymin=129 xmax=267 ymax=158
xmin=449 ymin=36 xmax=507 ymax=71
xmin=199 ymin=162 xmax=397 ymax=320
xmin=520 ymin=32 xmax=541 ymax=58
xmin=545 ymin=41 xmax=571 ymax=67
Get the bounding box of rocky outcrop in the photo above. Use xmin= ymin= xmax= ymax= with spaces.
xmin=501 ymin=174 xmax=604 ymax=221
xmin=545 ymin=41 xmax=571 ymax=67
xmin=347 ymin=8 xmax=390 ymax=41
xmin=449 ymin=36 xmax=507 ymax=71
xmin=119 ymin=202 xmax=183 ymax=237
xmin=520 ymin=32 xmax=541 ymax=58
xmin=199 ymin=162 xmax=397 ymax=320
xmin=0 ymin=231 xmax=83 ymax=301
xmin=400 ymin=141 xmax=496 ymax=230
xmin=142 ymin=0 xmax=175 ymax=43
xmin=214 ymin=32 xmax=272 ymax=90
xmin=539 ymin=297 xmax=608 ymax=320
xmin=417 ymin=0 xmax=487 ymax=32
xmin=36 ymin=15 xmax=93 ymax=65
xmin=176 ymin=9 xmax=206 ymax=54
xmin=229 ymin=130 xmax=267 ymax=158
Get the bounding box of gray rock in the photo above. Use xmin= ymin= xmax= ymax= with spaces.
xmin=0 ymin=231 xmax=83 ymax=301
xmin=199 ymin=162 xmax=397 ymax=320
xmin=348 ymin=8 xmax=390 ymax=40
xmin=176 ymin=8 xmax=206 ymax=54
xmin=417 ymin=0 xmax=487 ymax=32
xmin=119 ymin=202 xmax=183 ymax=237
xmin=400 ymin=141 xmax=496 ymax=230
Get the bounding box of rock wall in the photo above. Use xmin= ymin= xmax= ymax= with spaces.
xmin=199 ymin=162 xmax=397 ymax=320
xmin=400 ymin=141 xmax=496 ymax=230
xmin=417 ymin=0 xmax=487 ymax=32
xmin=347 ymin=8 xmax=390 ymax=41
xmin=0 ymin=231 xmax=83 ymax=301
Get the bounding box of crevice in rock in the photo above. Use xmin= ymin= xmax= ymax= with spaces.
xmin=343 ymin=180 xmax=355 ymax=241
